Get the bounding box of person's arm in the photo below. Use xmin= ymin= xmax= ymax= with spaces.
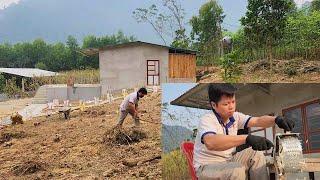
xmin=203 ymin=133 xmax=274 ymax=151
xmin=128 ymin=102 xmax=137 ymax=115
xmin=203 ymin=134 xmax=247 ymax=151
xmin=247 ymin=116 xmax=295 ymax=131
xmin=247 ymin=116 xmax=276 ymax=128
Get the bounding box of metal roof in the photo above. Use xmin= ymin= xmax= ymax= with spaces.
xmin=80 ymin=41 xmax=197 ymax=56
xmin=0 ymin=68 xmax=58 ymax=78
xmin=170 ymin=83 xmax=272 ymax=110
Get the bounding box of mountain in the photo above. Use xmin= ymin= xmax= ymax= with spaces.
xmin=162 ymin=124 xmax=194 ymax=153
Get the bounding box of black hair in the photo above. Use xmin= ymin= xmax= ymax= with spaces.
xmin=138 ymin=87 xmax=148 ymax=94
xmin=208 ymin=84 xmax=237 ymax=104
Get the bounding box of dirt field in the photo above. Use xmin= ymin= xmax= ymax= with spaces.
xmin=0 ymin=92 xmax=161 ymax=179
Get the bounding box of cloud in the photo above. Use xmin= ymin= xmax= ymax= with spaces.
xmin=0 ymin=0 xmax=21 ymax=10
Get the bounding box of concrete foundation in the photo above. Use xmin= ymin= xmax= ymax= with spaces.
xmin=32 ymin=84 xmax=101 ymax=104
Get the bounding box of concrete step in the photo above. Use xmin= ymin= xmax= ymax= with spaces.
xmin=32 ymin=86 xmax=48 ymax=104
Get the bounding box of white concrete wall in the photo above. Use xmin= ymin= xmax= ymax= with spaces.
xmin=46 ymin=85 xmax=101 ymax=102
xmin=99 ymin=44 xmax=169 ymax=95
xmin=236 ymin=84 xmax=320 ymax=117
xmin=236 ymin=84 xmax=320 ymax=158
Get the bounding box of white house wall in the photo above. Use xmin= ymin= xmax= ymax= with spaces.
xmin=99 ymin=44 xmax=169 ymax=95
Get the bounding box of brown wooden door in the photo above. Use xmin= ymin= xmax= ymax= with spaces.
xmin=147 ymin=60 xmax=160 ymax=85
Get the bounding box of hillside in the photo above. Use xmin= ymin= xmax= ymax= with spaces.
xmin=199 ymin=59 xmax=320 ymax=83
xmin=162 ymin=124 xmax=193 ymax=153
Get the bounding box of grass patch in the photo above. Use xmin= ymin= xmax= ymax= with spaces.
xmin=162 ymin=150 xmax=190 ymax=180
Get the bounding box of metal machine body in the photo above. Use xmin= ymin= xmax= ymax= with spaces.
xmin=273 ymin=132 xmax=306 ymax=180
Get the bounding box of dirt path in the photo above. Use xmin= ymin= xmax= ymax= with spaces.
xmin=0 ymin=98 xmax=32 ymax=119
xmin=0 ymin=92 xmax=161 ymax=179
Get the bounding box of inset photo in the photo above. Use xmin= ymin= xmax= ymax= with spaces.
xmin=162 ymin=83 xmax=320 ymax=180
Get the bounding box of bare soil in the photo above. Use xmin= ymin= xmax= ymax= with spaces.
xmin=0 ymin=92 xmax=161 ymax=179
xmin=198 ymin=59 xmax=320 ymax=83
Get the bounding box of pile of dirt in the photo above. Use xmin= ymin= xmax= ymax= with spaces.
xmin=0 ymin=131 xmax=27 ymax=144
xmin=103 ymin=127 xmax=147 ymax=145
xmin=10 ymin=112 xmax=23 ymax=125
xmin=12 ymin=161 xmax=46 ymax=176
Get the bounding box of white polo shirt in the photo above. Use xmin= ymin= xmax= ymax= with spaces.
xmin=193 ymin=111 xmax=252 ymax=171
xmin=120 ymin=92 xmax=139 ymax=111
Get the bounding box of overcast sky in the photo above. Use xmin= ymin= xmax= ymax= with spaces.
xmin=0 ymin=0 xmax=313 ymax=44
xmin=1 ymin=0 xmax=312 ymax=9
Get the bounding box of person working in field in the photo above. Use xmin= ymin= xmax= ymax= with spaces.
xmin=116 ymin=87 xmax=148 ymax=128
xmin=194 ymin=84 xmax=295 ymax=180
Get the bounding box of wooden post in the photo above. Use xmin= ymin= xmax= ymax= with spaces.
xmin=21 ymin=78 xmax=25 ymax=92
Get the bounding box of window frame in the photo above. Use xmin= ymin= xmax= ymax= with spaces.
xmin=147 ymin=60 xmax=160 ymax=85
xmin=282 ymin=99 xmax=320 ymax=154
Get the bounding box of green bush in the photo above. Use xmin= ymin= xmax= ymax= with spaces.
xmin=35 ymin=62 xmax=48 ymax=70
xmin=220 ymin=50 xmax=242 ymax=82
xmin=3 ymin=77 xmax=23 ymax=97
xmin=284 ymin=67 xmax=298 ymax=76
xmin=284 ymin=60 xmax=299 ymax=76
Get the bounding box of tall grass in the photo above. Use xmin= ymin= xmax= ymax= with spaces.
xmin=1 ymin=69 xmax=100 ymax=97
xmin=33 ymin=69 xmax=100 ymax=85
xmin=162 ymin=150 xmax=190 ymax=180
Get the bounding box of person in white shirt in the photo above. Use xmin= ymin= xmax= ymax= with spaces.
xmin=117 ymin=87 xmax=147 ymax=127
xmin=194 ymin=84 xmax=295 ymax=180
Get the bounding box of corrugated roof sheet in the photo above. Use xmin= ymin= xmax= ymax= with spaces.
xmin=0 ymin=68 xmax=58 ymax=78
xmin=80 ymin=41 xmax=197 ymax=56
xmin=170 ymin=83 xmax=271 ymax=110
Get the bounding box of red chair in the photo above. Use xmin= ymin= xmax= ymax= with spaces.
xmin=180 ymin=141 xmax=197 ymax=180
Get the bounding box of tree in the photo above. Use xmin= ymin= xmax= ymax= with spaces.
xmin=133 ymin=5 xmax=169 ymax=44
xmin=31 ymin=39 xmax=49 ymax=67
xmin=162 ymin=0 xmax=190 ymax=48
xmin=66 ymin=35 xmax=80 ymax=69
xmin=171 ymin=29 xmax=190 ymax=49
xmin=133 ymin=0 xmax=189 ymax=47
xmin=190 ymin=0 xmax=225 ymax=65
xmin=35 ymin=62 xmax=47 ymax=70
xmin=0 ymin=43 xmax=14 ymax=67
xmin=0 ymin=32 xmax=136 ymax=71
xmin=240 ymin=0 xmax=295 ymax=71
xmin=0 ymin=74 xmax=5 ymax=93
xmin=311 ymin=0 xmax=320 ymax=12
xmin=283 ymin=10 xmax=320 ymax=59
